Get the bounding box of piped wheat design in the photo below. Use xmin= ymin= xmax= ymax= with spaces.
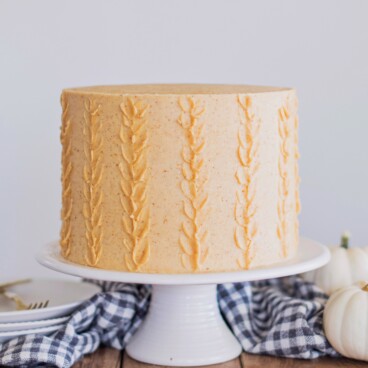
xmin=277 ymin=104 xmax=291 ymax=257
xmin=60 ymin=94 xmax=73 ymax=257
xmin=83 ymin=99 xmax=103 ymax=266
xmin=234 ymin=96 xmax=260 ymax=269
xmin=177 ymin=97 xmax=209 ymax=271
xmin=119 ymin=98 xmax=150 ymax=272
xmin=294 ymin=113 xmax=301 ymax=241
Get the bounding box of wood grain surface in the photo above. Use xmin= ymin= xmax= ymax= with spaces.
xmin=71 ymin=348 xmax=368 ymax=368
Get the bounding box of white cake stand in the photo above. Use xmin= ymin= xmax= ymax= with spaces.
xmin=37 ymin=237 xmax=329 ymax=367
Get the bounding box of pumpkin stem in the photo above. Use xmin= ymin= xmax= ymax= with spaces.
xmin=362 ymin=284 xmax=368 ymax=292
xmin=340 ymin=231 xmax=350 ymax=249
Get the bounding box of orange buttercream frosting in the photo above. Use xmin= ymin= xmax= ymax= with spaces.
xmin=59 ymin=84 xmax=300 ymax=273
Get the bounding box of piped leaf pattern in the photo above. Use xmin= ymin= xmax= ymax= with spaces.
xmin=235 ymin=96 xmax=260 ymax=269
xmin=293 ymin=98 xmax=301 ymax=243
xmin=177 ymin=97 xmax=209 ymax=272
xmin=277 ymin=103 xmax=291 ymax=257
xmin=83 ymin=99 xmax=104 ymax=266
xmin=60 ymin=94 xmax=73 ymax=257
xmin=119 ymin=98 xmax=150 ymax=272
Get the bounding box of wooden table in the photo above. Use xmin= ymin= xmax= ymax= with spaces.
xmin=74 ymin=347 xmax=368 ymax=367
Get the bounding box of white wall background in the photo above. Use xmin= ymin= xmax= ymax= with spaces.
xmin=1 ymin=0 xmax=367 ymax=279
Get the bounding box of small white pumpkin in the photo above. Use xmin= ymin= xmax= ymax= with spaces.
xmin=324 ymin=282 xmax=368 ymax=361
xmin=303 ymin=232 xmax=368 ymax=295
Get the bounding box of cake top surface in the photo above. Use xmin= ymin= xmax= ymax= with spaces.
xmin=63 ymin=84 xmax=293 ymax=96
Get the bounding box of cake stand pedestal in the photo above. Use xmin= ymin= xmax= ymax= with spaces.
xmin=37 ymin=237 xmax=330 ymax=367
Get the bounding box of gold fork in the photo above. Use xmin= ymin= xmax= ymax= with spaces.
xmin=2 ymin=291 xmax=50 ymax=311
xmin=0 ymin=279 xmax=48 ymax=311
xmin=27 ymin=300 xmax=49 ymax=310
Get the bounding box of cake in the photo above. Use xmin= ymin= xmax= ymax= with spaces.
xmin=59 ymin=84 xmax=300 ymax=273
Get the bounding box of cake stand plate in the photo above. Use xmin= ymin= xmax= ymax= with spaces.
xmin=37 ymin=237 xmax=330 ymax=366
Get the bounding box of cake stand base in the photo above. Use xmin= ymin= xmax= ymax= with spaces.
xmin=127 ymin=284 xmax=241 ymax=366
xmin=37 ymin=237 xmax=330 ymax=366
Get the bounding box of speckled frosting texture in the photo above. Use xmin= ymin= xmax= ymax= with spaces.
xmin=59 ymin=84 xmax=300 ymax=273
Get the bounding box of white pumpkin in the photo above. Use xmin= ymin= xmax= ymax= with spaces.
xmin=303 ymin=233 xmax=368 ymax=295
xmin=324 ymin=282 xmax=368 ymax=361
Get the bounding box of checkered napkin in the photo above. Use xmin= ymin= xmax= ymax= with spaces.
xmin=0 ymin=276 xmax=338 ymax=367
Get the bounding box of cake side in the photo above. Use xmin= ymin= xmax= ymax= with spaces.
xmin=59 ymin=85 xmax=300 ymax=273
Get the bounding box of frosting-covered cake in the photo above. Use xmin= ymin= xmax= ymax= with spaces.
xmin=59 ymin=84 xmax=300 ymax=273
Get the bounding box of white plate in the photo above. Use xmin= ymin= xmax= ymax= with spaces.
xmin=0 ymin=280 xmax=101 ymax=323
xmin=0 ymin=315 xmax=70 ymax=332
xmin=37 ymin=237 xmax=330 ymax=285
xmin=0 ymin=323 xmax=65 ymax=343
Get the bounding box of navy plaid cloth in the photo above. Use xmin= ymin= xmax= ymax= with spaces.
xmin=0 ymin=276 xmax=338 ymax=367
